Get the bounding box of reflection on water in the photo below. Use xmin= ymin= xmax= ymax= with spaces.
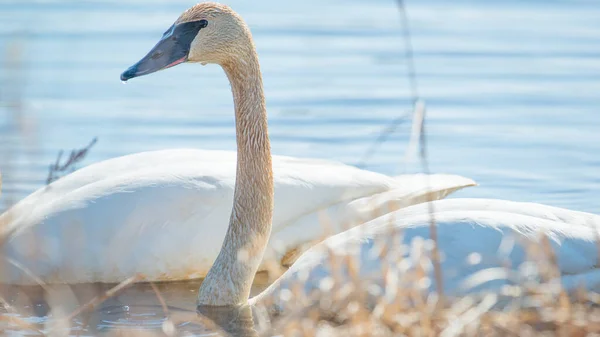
xmin=0 ymin=280 xmax=268 ymax=336
xmin=196 ymin=305 xmax=258 ymax=337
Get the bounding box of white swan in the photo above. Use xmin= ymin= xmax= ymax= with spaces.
xmin=98 ymin=3 xmax=600 ymax=310
xmin=253 ymin=198 xmax=600 ymax=312
xmin=0 ymin=5 xmax=474 ymax=285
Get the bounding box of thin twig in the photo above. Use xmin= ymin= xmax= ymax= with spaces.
xmin=394 ymin=0 xmax=444 ymax=301
xmin=46 ymin=137 xmax=98 ymax=185
xmin=150 ymin=282 xmax=170 ymax=317
xmin=356 ymin=112 xmax=411 ymax=169
xmin=5 ymin=257 xmax=50 ymax=292
xmin=395 ymin=0 xmax=419 ymax=104
xmin=0 ymin=315 xmax=46 ymax=336
xmin=62 ymin=274 xmax=143 ymax=322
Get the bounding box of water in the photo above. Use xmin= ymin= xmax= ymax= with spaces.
xmin=1 ymin=0 xmax=599 ymax=212
xmin=0 ymin=280 xmax=267 ymax=335
xmin=0 ymin=0 xmax=599 ymax=334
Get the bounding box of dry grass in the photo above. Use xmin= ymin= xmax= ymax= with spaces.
xmin=46 ymin=137 xmax=98 ymax=185
xmin=251 ymin=235 xmax=600 ymax=337
xmin=1 ymin=233 xmax=600 ymax=337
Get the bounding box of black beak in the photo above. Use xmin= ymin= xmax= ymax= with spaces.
xmin=121 ymin=20 xmax=207 ymax=82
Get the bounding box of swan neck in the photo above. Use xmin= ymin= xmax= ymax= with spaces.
xmin=198 ymin=38 xmax=274 ymax=306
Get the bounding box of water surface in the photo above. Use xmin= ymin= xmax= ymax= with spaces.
xmin=1 ymin=0 xmax=598 ymax=213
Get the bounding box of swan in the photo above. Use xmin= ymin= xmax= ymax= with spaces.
xmin=91 ymin=3 xmax=600 ymax=311
xmin=0 ymin=5 xmax=475 ymax=285
xmin=74 ymin=2 xmax=598 ymax=311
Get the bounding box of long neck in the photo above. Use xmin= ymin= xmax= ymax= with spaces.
xmin=197 ymin=39 xmax=274 ymax=306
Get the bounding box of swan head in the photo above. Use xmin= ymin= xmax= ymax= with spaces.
xmin=121 ymin=2 xmax=251 ymax=81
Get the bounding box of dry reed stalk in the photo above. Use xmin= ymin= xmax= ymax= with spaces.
xmin=149 ymin=282 xmax=170 ymax=318
xmin=4 ymin=258 xmax=50 ymax=292
xmin=0 ymin=314 xmax=46 ymax=336
xmin=394 ymin=0 xmax=446 ymax=305
xmin=148 ymin=282 xmax=180 ymax=337
xmin=62 ymin=274 xmax=144 ymax=322
xmin=46 ymin=137 xmax=98 ymax=185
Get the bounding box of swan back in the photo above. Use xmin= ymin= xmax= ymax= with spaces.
xmin=0 ymin=149 xmax=400 ymax=284
xmin=254 ymin=198 xmax=600 ymax=312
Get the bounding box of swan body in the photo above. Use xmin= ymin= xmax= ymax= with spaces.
xmin=104 ymin=2 xmax=598 ymax=310
xmin=0 ymin=149 xmax=473 ymax=284
xmin=0 ymin=2 xmax=476 ymax=286
xmin=253 ymin=198 xmax=600 ymax=311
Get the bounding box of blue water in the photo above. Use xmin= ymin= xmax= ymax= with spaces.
xmin=0 ymin=0 xmax=599 ymax=333
xmin=1 ymin=0 xmax=599 ymax=213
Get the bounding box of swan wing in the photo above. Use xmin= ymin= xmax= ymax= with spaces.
xmin=267 ymin=174 xmax=476 ymax=266
xmin=0 ymin=149 xmax=473 ymax=284
xmin=256 ymin=199 xmax=600 ymax=310
xmin=393 ymin=197 xmax=600 ymax=228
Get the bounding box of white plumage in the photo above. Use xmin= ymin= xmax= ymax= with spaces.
xmin=254 ymin=198 xmax=600 ymax=310
xmin=0 ymin=149 xmax=474 ymax=284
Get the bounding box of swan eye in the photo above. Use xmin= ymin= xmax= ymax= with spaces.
xmin=198 ymin=19 xmax=208 ymax=29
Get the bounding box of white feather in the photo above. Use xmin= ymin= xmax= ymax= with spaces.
xmin=255 ymin=198 xmax=600 ymax=310
xmin=0 ymin=149 xmax=474 ymax=284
